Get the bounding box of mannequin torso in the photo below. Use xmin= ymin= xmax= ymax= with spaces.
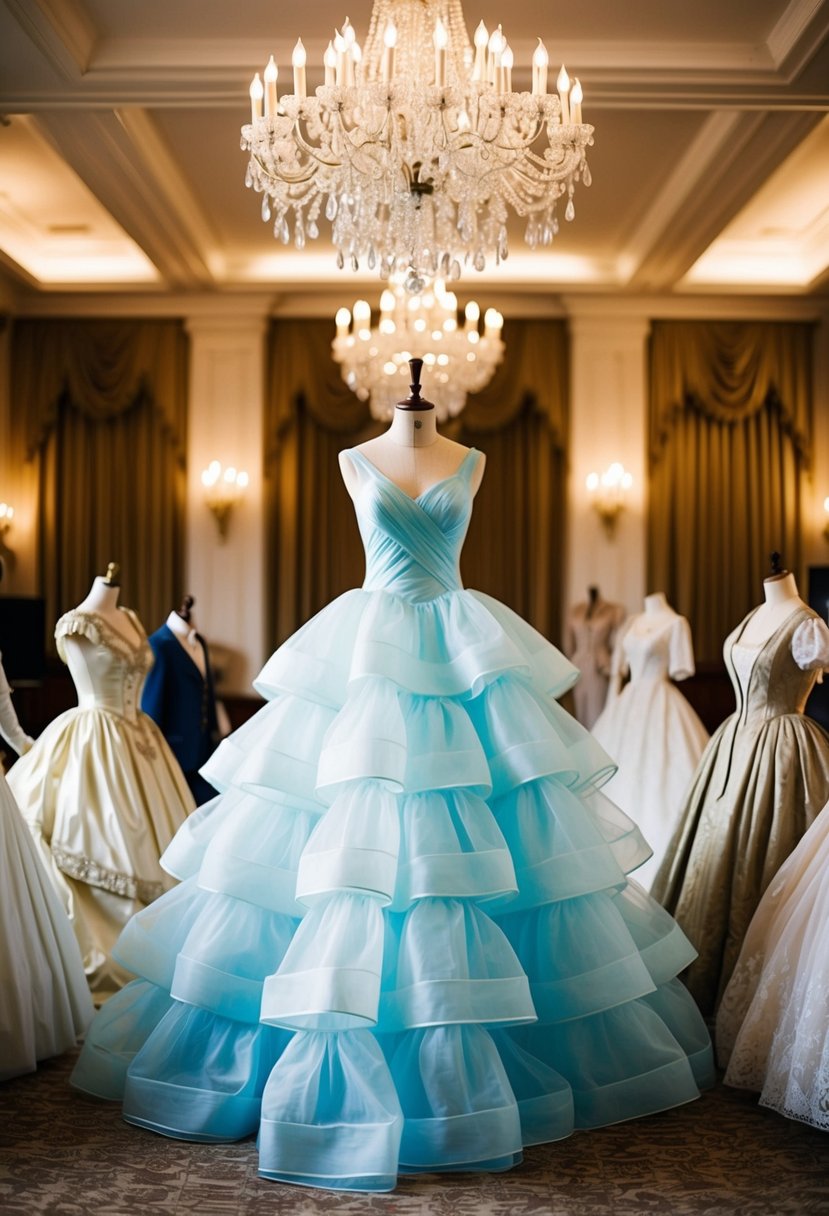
xmin=629 ymin=591 xmax=677 ymax=636
xmin=73 ymin=576 xmax=142 ymax=648
xmin=166 ymin=610 xmax=207 ymax=678
xmin=339 ymin=403 xmax=485 ymax=501
xmin=739 ymin=572 xmax=804 ymax=647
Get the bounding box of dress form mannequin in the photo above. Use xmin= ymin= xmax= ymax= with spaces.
xmin=564 ymin=586 xmax=625 ymax=729
xmin=740 ymin=557 xmax=803 ymax=647
xmin=339 ymin=359 xmax=485 ymax=500
xmin=166 ymin=595 xmax=207 ymax=679
xmin=74 ymin=562 xmax=142 ymax=648
xmin=142 ymin=594 xmax=219 ymax=806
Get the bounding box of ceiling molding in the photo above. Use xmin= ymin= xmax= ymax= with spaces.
xmin=767 ymin=0 xmax=829 ymax=73
xmin=627 ymin=110 xmax=825 ymax=290
xmin=33 ymin=111 xmax=216 ymax=288
xmin=3 ymin=0 xmax=97 ymax=79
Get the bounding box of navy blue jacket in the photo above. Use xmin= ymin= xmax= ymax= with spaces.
xmin=141 ymin=623 xmax=219 ymax=778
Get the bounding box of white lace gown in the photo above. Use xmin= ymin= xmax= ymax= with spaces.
xmin=592 ymin=614 xmax=708 ymax=891
xmin=0 ymin=654 xmax=94 ymax=1080
xmin=716 ymin=800 xmax=829 ymax=1131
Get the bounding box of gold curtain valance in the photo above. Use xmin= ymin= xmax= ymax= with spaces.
xmin=12 ymin=318 xmax=189 ymax=461
xmin=266 ymin=316 xmax=568 ymax=458
xmin=649 ymin=320 xmax=814 ymax=465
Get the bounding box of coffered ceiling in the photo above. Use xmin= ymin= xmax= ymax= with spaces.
xmin=0 ymin=0 xmax=828 ymax=302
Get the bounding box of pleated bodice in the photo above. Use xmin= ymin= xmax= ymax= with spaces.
xmin=349 ymin=448 xmax=477 ymax=603
xmin=727 ymin=607 xmax=822 ymax=726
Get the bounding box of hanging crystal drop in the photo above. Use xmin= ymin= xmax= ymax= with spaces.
xmin=280 ymin=219 xmax=290 ymax=244
xmin=351 ymin=255 xmax=359 ymax=271
xmin=565 ymin=198 xmax=575 ymax=222
xmin=473 ymin=250 xmax=486 ymax=272
xmin=295 ymin=222 xmax=306 ymax=251
xmin=583 ymin=164 xmax=592 ymax=187
xmin=367 ymin=245 xmax=376 ymax=269
xmin=245 ymin=165 xmax=253 ymax=188
xmin=326 ymin=195 xmax=338 ymax=221
xmin=308 ymin=220 xmax=319 ymax=239
xmin=336 ymin=250 xmax=345 ymax=269
xmin=261 ymin=196 xmax=271 ymax=223
xmin=497 ymin=226 xmax=508 ymax=259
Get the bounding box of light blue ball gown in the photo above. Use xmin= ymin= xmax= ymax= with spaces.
xmin=72 ymin=446 xmax=714 ymax=1191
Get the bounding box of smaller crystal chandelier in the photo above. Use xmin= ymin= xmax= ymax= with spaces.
xmin=332 ymin=282 xmax=504 ymax=420
xmin=586 ymin=463 xmax=633 ymax=539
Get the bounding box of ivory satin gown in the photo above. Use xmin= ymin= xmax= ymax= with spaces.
xmin=72 ymin=448 xmax=713 ymax=1192
xmin=8 ymin=610 xmax=194 ymax=993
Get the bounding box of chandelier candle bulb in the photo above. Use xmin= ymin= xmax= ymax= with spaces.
xmin=434 ymin=18 xmax=448 ymax=88
xmin=532 ymin=39 xmax=548 ymax=94
xmin=473 ymin=21 xmax=488 ymax=82
xmin=292 ymin=39 xmax=307 ymax=98
xmin=249 ymin=73 xmax=264 ymax=123
xmin=571 ymin=77 xmax=583 ymax=124
xmin=334 ymin=30 xmax=347 ymax=85
xmin=382 ymin=21 xmax=396 ymax=81
xmin=557 ymin=65 xmax=571 ymax=123
xmin=264 ymin=56 xmax=278 ymax=117
xmin=324 ymin=40 xmax=337 ymax=85
xmin=335 ymin=307 xmax=352 ymax=337
xmin=502 ymin=44 xmax=513 ymax=92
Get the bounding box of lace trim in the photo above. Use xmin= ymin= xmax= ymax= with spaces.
xmin=52 ymin=846 xmax=164 ymax=904
xmin=56 ymin=608 xmax=152 ymax=672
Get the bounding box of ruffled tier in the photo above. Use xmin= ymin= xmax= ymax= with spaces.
xmin=72 ymin=583 xmax=712 ymax=1190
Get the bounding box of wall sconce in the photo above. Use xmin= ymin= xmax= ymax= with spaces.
xmin=201 ymin=461 xmax=249 ymax=541
xmin=586 ymin=463 xmax=633 ymax=539
xmin=823 ymin=496 xmax=829 ymax=542
xmin=0 ymin=502 xmax=14 ymax=539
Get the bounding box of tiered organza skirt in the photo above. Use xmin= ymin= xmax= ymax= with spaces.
xmin=73 ymin=587 xmax=714 ymax=1190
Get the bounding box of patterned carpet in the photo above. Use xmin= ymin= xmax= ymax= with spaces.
xmin=0 ymin=1051 xmax=827 ymax=1216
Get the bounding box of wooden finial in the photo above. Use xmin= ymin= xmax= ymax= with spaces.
xmin=396 ymin=357 xmax=436 ymax=412
xmin=178 ymin=594 xmax=195 ymax=622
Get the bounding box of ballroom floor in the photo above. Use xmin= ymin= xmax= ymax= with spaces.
xmin=1 ymin=1051 xmax=827 ymax=1215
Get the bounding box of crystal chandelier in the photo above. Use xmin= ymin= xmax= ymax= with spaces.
xmin=241 ymin=0 xmax=593 ymax=289
xmin=332 ymin=281 xmax=504 ymax=421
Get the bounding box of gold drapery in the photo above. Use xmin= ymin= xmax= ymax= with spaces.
xmin=648 ymin=321 xmax=813 ymax=664
xmin=10 ymin=319 xmax=188 ymax=638
xmin=265 ymin=317 xmax=568 ymax=647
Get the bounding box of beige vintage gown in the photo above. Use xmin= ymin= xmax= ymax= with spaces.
xmin=652 ymin=605 xmax=829 ymax=1016
xmin=564 ymin=599 xmax=625 ymax=729
xmin=8 ymin=609 xmax=194 ymax=993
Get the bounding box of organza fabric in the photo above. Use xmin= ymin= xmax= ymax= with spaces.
xmin=73 ymin=448 xmax=713 ymax=1191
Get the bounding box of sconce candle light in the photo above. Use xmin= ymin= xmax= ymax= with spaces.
xmin=823 ymin=496 xmax=829 ymax=542
xmin=201 ymin=462 xmax=249 ymax=541
xmin=586 ymin=463 xmax=633 ymax=539
xmin=0 ymin=502 xmax=13 ymax=538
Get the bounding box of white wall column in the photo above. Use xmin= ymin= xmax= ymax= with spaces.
xmin=565 ymin=308 xmax=651 ymax=618
xmin=185 ymin=303 xmax=270 ymax=694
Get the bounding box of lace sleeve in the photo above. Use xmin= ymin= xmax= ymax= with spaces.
xmin=669 ymin=616 xmax=696 ymax=682
xmin=791 ymin=616 xmax=829 ymax=673
xmin=55 ymin=611 xmax=102 ymax=665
